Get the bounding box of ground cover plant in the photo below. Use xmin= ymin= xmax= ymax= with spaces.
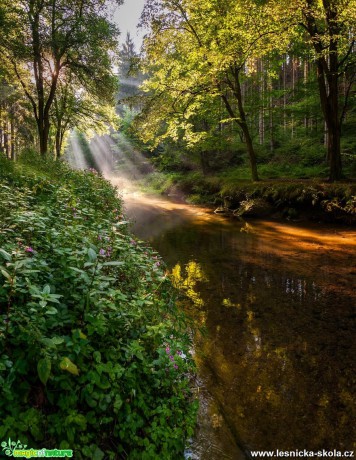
xmin=0 ymin=152 xmax=197 ymax=459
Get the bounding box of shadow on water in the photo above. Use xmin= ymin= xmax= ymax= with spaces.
xmin=123 ymin=192 xmax=356 ymax=459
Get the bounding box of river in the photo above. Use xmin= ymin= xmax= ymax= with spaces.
xmin=112 ymin=179 xmax=356 ymax=459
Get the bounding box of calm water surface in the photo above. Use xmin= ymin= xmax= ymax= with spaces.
xmin=122 ymin=190 xmax=356 ymax=459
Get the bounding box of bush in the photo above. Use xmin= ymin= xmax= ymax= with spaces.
xmin=0 ymin=155 xmax=197 ymax=459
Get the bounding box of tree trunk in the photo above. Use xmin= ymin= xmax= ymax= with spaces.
xmin=0 ymin=105 xmax=3 ymax=152
xmin=55 ymin=123 xmax=61 ymax=158
xmin=10 ymin=118 xmax=15 ymax=161
xmin=4 ymin=123 xmax=9 ymax=158
xmin=234 ymin=72 xmax=259 ymax=181
xmin=38 ymin=119 xmax=49 ymax=156
xmin=243 ymin=126 xmax=259 ymax=181
xmin=316 ymin=59 xmax=342 ymax=181
xmin=200 ymin=151 xmax=210 ymax=175
xmin=303 ymin=1 xmax=343 ymax=182
xmin=222 ymin=66 xmax=259 ymax=181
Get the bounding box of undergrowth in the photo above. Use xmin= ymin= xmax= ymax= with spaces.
xmin=0 ymin=152 xmax=197 ymax=459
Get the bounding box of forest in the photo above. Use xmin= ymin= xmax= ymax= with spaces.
xmin=0 ymin=0 xmax=355 ymax=459
xmin=1 ymin=0 xmax=355 ymax=185
xmin=123 ymin=0 xmax=356 ymax=186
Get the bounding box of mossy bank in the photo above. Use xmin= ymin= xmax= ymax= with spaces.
xmin=0 ymin=153 xmax=197 ymax=459
xmin=141 ymin=171 xmax=356 ymax=225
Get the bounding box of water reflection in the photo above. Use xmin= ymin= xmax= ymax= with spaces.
xmin=172 ymin=261 xmax=208 ymax=309
xmin=124 ymin=195 xmax=356 ymax=457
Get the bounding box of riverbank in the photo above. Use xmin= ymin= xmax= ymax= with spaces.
xmin=139 ymin=171 xmax=356 ymax=224
xmin=0 ymin=153 xmax=197 ymax=459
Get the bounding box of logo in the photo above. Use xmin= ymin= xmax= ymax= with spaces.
xmin=1 ymin=439 xmax=73 ymax=458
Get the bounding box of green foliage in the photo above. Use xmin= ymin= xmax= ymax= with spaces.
xmin=0 ymin=0 xmax=120 ymax=156
xmin=0 ymin=154 xmax=197 ymax=458
xmin=133 ymin=0 xmax=356 ymax=182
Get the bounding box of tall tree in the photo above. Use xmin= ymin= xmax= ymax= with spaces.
xmin=117 ymin=32 xmax=144 ymax=112
xmin=275 ymin=0 xmax=356 ymax=181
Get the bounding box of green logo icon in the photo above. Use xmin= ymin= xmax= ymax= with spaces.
xmin=1 ymin=439 xmax=73 ymax=457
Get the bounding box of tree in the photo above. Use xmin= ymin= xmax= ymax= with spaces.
xmin=0 ymin=0 xmax=121 ymax=156
xmin=275 ymin=0 xmax=356 ymax=181
xmin=52 ymin=71 xmax=119 ymax=158
xmin=139 ymin=0 xmax=288 ymax=181
xmin=0 ymin=65 xmax=34 ymax=159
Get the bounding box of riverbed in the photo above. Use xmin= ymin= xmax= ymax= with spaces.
xmin=120 ymin=188 xmax=356 ymax=459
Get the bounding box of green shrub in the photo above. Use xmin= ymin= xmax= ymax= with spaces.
xmin=0 ymin=156 xmax=197 ymax=459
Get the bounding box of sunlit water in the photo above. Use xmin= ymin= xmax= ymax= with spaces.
xmin=122 ymin=192 xmax=356 ymax=459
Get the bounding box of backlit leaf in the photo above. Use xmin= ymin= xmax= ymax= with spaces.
xmin=37 ymin=357 xmax=51 ymax=385
xmin=60 ymin=357 xmax=80 ymax=376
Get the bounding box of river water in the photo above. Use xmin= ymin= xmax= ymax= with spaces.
xmin=119 ymin=186 xmax=355 ymax=459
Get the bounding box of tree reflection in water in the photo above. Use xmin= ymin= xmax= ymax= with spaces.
xmin=124 ymin=195 xmax=356 ymax=458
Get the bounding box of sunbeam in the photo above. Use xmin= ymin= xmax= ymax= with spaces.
xmin=65 ymin=131 xmax=90 ymax=170
xmin=65 ymin=130 xmax=155 ymax=196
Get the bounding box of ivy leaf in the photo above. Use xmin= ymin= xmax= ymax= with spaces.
xmin=37 ymin=357 xmax=51 ymax=385
xmin=41 ymin=337 xmax=64 ymax=347
xmin=60 ymin=357 xmax=80 ymax=376
xmin=0 ymin=268 xmax=11 ymax=281
xmin=42 ymin=284 xmax=51 ymax=294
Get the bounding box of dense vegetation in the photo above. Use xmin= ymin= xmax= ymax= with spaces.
xmin=120 ymin=0 xmax=356 ymax=183
xmin=0 ymin=0 xmax=354 ymax=457
xmin=0 ymin=152 xmax=197 ymax=458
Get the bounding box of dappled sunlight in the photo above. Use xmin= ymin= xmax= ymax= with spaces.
xmin=234 ymin=220 xmax=356 ymax=298
xmin=253 ymin=220 xmax=356 ymax=250
xmin=108 ymin=133 xmax=149 ymax=183
xmin=87 ymin=136 xmax=115 ymax=175
xmin=119 ymin=77 xmax=141 ymax=88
